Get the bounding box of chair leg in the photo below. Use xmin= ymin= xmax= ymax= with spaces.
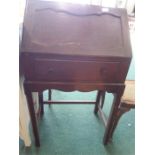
xmin=39 ymin=92 xmax=44 ymax=115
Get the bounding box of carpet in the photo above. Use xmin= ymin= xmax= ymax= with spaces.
xmin=19 ymin=90 xmax=135 ymax=155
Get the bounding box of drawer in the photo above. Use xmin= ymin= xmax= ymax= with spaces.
xmin=33 ymin=58 xmax=120 ymax=82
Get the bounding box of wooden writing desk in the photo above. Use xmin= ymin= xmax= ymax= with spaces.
xmin=20 ymin=0 xmax=132 ymax=147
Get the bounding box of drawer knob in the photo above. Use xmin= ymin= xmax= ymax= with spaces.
xmin=47 ymin=68 xmax=54 ymax=74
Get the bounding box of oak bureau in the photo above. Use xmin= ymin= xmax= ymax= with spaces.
xmin=20 ymin=0 xmax=132 ymax=147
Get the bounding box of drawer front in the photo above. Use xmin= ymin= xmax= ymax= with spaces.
xmin=33 ymin=58 xmax=120 ymax=82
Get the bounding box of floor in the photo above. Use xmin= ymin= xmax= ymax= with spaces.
xmin=19 ymin=91 xmax=135 ymax=155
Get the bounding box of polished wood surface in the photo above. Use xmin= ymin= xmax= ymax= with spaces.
xmin=20 ymin=0 xmax=132 ymax=147
xmin=23 ymin=58 xmax=126 ymax=82
xmin=21 ymin=1 xmax=131 ymax=57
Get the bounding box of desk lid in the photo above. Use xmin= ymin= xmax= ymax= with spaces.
xmin=21 ymin=1 xmax=132 ymax=58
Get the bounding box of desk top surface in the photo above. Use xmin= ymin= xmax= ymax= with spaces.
xmin=21 ymin=1 xmax=132 ymax=58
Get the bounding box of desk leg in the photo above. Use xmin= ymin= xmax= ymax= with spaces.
xmin=100 ymin=92 xmax=105 ymax=109
xmin=39 ymin=92 xmax=44 ymax=115
xmin=94 ymin=91 xmax=105 ymax=114
xmin=48 ymin=89 xmax=52 ymax=101
xmin=103 ymin=89 xmax=124 ymax=145
xmin=109 ymin=105 xmax=132 ymax=139
xmin=25 ymin=90 xmax=40 ymax=147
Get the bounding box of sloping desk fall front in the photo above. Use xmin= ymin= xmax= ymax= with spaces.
xmin=20 ymin=1 xmax=132 ymax=147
